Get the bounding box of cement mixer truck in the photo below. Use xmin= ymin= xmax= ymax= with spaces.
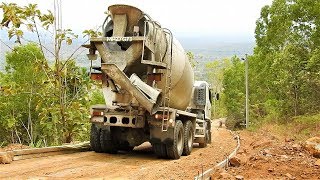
xmin=85 ymin=4 xmax=213 ymax=159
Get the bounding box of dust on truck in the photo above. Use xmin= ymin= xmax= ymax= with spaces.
xmin=85 ymin=4 xmax=213 ymax=159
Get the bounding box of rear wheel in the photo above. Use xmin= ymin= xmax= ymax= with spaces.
xmin=118 ymin=141 xmax=134 ymax=151
xmin=90 ymin=124 xmax=103 ymax=153
xmin=182 ymin=120 xmax=194 ymax=156
xmin=166 ymin=120 xmax=184 ymax=159
xmin=153 ymin=143 xmax=167 ymax=158
xmin=100 ymin=127 xmax=118 ymax=154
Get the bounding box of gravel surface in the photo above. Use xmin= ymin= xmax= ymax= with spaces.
xmin=0 ymin=126 xmax=237 ymax=179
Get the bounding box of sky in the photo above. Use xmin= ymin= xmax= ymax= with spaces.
xmin=0 ymin=0 xmax=273 ymax=42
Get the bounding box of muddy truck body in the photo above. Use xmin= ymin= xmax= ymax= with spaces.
xmin=85 ymin=4 xmax=213 ymax=159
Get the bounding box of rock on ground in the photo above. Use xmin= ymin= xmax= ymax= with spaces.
xmin=304 ymin=137 xmax=320 ymax=158
xmin=229 ymin=156 xmax=241 ymax=167
xmin=235 ymin=175 xmax=244 ymax=180
xmin=0 ymin=152 xmax=14 ymax=164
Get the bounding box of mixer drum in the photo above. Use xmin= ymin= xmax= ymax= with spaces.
xmin=156 ymin=39 xmax=194 ymax=110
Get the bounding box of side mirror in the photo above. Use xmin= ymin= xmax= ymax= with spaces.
xmin=216 ymin=93 xmax=220 ymax=100
xmin=209 ymin=89 xmax=212 ymax=104
xmin=209 ymin=89 xmax=220 ymax=102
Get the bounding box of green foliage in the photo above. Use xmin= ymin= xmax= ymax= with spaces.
xmin=56 ymin=29 xmax=78 ymax=45
xmin=83 ymin=29 xmax=102 ymax=38
xmin=0 ymin=43 xmax=46 ymax=145
xmin=0 ymin=44 xmax=91 ymax=146
xmin=0 ymin=2 xmax=54 ymax=44
xmin=37 ymin=61 xmax=91 ymax=145
xmin=252 ymin=0 xmax=320 ymax=117
xmin=205 ymin=59 xmax=230 ymax=91
xmin=0 ymin=3 xmax=96 ymax=146
xmin=186 ymin=51 xmax=198 ymax=68
xmin=90 ymin=89 xmax=105 ymax=105
xmin=223 ymin=57 xmax=245 ymax=119
xmin=205 ymin=58 xmax=231 ymax=118
xmin=222 ymin=57 xmax=246 ymax=128
xmin=222 ymin=0 xmax=320 ymax=129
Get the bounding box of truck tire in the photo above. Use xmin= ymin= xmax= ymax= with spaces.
xmin=166 ymin=120 xmax=184 ymax=159
xmin=207 ymin=120 xmax=212 ymax=144
xmin=118 ymin=141 xmax=134 ymax=151
xmin=90 ymin=124 xmax=103 ymax=153
xmin=182 ymin=120 xmax=194 ymax=156
xmin=153 ymin=143 xmax=167 ymax=158
xmin=199 ymin=123 xmax=211 ymax=148
xmin=199 ymin=136 xmax=207 ymax=148
xmin=100 ymin=128 xmax=118 ymax=154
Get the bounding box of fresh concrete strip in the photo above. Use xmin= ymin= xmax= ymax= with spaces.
xmin=194 ymin=130 xmax=240 ymax=180
xmin=0 ymin=141 xmax=90 ymax=163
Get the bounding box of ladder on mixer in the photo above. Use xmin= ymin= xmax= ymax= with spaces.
xmin=141 ymin=21 xmax=167 ymax=69
xmin=140 ymin=20 xmax=173 ymax=131
xmin=161 ymin=29 xmax=173 ymax=132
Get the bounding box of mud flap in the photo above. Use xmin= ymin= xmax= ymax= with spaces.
xmin=149 ymin=125 xmax=174 ymax=145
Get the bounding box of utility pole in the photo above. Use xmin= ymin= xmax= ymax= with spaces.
xmin=242 ymin=55 xmax=249 ymax=128
xmin=213 ymin=92 xmax=216 ymax=118
xmin=245 ymin=54 xmax=249 ymax=128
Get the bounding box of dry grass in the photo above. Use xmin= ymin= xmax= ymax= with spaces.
xmin=249 ymin=114 xmax=320 ymax=141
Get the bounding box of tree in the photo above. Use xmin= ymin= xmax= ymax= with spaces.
xmin=205 ymin=58 xmax=231 ymax=118
xmin=0 ymin=2 xmax=95 ymax=146
xmin=186 ymin=51 xmax=198 ymax=68
xmin=222 ymin=56 xmax=245 ymax=127
xmin=220 ymin=0 xmax=320 ymax=127
xmin=0 ymin=44 xmax=46 ymax=145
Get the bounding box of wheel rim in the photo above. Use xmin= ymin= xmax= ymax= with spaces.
xmin=188 ymin=128 xmax=193 ymax=148
xmin=177 ymin=128 xmax=183 ymax=153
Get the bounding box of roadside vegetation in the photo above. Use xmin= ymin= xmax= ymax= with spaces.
xmin=0 ymin=3 xmax=102 ymax=147
xmin=207 ymin=0 xmax=320 ymax=139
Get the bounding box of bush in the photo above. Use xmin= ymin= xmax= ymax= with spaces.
xmin=0 ymin=44 xmax=92 ymax=146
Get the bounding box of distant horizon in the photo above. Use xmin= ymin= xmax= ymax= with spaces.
xmin=0 ymin=34 xmax=254 ymax=73
xmin=0 ymin=29 xmax=256 ymax=44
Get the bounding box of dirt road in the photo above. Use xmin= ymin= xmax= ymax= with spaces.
xmin=0 ymin=127 xmax=236 ymax=179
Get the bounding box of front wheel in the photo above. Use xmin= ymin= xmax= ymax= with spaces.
xmin=206 ymin=120 xmax=212 ymax=144
xmin=199 ymin=136 xmax=207 ymax=148
xmin=166 ymin=120 xmax=184 ymax=159
xmin=199 ymin=121 xmax=210 ymax=148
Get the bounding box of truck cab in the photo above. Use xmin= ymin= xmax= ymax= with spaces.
xmin=189 ymin=81 xmax=212 ymax=120
xmin=188 ymin=81 xmax=212 ymax=147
